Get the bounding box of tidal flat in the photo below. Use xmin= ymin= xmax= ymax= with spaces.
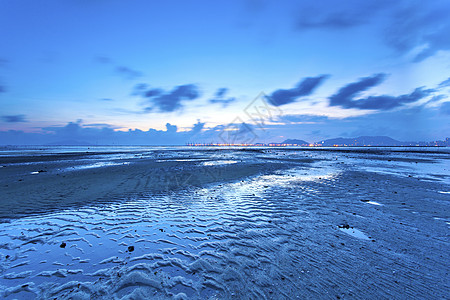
xmin=0 ymin=146 xmax=449 ymax=299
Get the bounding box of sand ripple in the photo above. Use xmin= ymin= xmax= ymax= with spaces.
xmin=0 ymin=149 xmax=449 ymax=299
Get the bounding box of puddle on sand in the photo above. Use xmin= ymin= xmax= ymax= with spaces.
xmin=201 ymin=160 xmax=238 ymax=166
xmin=67 ymin=161 xmax=131 ymax=171
xmin=339 ymin=227 xmax=370 ymax=240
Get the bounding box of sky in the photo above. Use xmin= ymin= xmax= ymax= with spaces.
xmin=0 ymin=0 xmax=449 ymax=145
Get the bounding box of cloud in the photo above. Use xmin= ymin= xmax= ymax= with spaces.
xmin=115 ymin=66 xmax=143 ymax=80
xmin=1 ymin=115 xmax=27 ymax=123
xmin=329 ymin=73 xmax=433 ymax=110
xmin=100 ymin=98 xmax=114 ymax=101
xmin=278 ymin=114 xmax=329 ymax=124
xmin=438 ymin=77 xmax=450 ymax=88
xmin=135 ymin=83 xmax=201 ymax=112
xmin=208 ymin=88 xmax=236 ymax=107
xmin=295 ymin=0 xmax=389 ymax=30
xmin=94 ymin=56 xmax=143 ymax=79
xmin=0 ymin=120 xmax=210 ymax=145
xmin=384 ymin=1 xmax=450 ymax=62
xmin=440 ymin=101 xmax=450 ymax=115
xmin=94 ymin=56 xmax=112 ymax=64
xmin=261 ymin=104 xmax=449 ymax=142
xmin=267 ymin=75 xmax=329 ymax=106
xmin=294 ymin=1 xmax=450 ymax=62
xmin=215 ymin=88 xmax=228 ymax=98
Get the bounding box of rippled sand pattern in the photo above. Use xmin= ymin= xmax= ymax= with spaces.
xmin=0 ymin=149 xmax=449 ymax=299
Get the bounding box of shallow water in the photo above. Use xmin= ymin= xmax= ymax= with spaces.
xmin=0 ymin=147 xmax=449 ymax=299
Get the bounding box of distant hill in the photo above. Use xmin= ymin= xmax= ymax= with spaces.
xmin=318 ymin=136 xmax=403 ymax=146
xmin=280 ymin=139 xmax=309 ymax=145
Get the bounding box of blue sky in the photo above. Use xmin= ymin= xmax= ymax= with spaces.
xmin=0 ymin=0 xmax=449 ymax=144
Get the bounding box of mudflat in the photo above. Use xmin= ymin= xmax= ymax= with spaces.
xmin=0 ymin=147 xmax=449 ymax=299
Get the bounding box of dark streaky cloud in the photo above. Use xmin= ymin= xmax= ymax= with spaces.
xmin=115 ymin=66 xmax=143 ymax=80
xmin=94 ymin=56 xmax=112 ymax=64
xmin=1 ymin=115 xmax=27 ymax=123
xmin=135 ymin=84 xmax=201 ymax=112
xmin=267 ymin=75 xmax=328 ymax=106
xmin=438 ymin=77 xmax=450 ymax=88
xmin=295 ymin=1 xmax=388 ymax=30
xmin=294 ymin=1 xmax=450 ymax=62
xmin=94 ymin=56 xmax=143 ymax=79
xmin=209 ymin=88 xmax=236 ymax=107
xmin=385 ymin=2 xmax=450 ymax=62
xmin=329 ymin=73 xmax=433 ymax=110
xmin=215 ymin=88 xmax=228 ymax=98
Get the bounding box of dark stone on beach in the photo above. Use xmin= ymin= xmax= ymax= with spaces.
xmin=60 ymin=242 xmax=66 ymax=248
xmin=127 ymin=246 xmax=134 ymax=252
xmin=339 ymin=224 xmax=350 ymax=229
xmin=5 ymin=255 xmax=10 ymax=259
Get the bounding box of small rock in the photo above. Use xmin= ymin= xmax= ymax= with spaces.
xmin=127 ymin=246 xmax=134 ymax=252
xmin=339 ymin=224 xmax=350 ymax=229
xmin=60 ymin=242 xmax=66 ymax=248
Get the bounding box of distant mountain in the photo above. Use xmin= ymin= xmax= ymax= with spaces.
xmin=280 ymin=139 xmax=309 ymax=145
xmin=318 ymin=136 xmax=403 ymax=146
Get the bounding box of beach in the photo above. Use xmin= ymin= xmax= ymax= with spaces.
xmin=0 ymin=146 xmax=449 ymax=299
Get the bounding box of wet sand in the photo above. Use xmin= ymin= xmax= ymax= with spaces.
xmin=0 ymin=157 xmax=289 ymax=219
xmin=0 ymin=148 xmax=449 ymax=299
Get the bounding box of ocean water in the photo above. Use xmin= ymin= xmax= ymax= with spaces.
xmin=0 ymin=146 xmax=449 ymax=299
